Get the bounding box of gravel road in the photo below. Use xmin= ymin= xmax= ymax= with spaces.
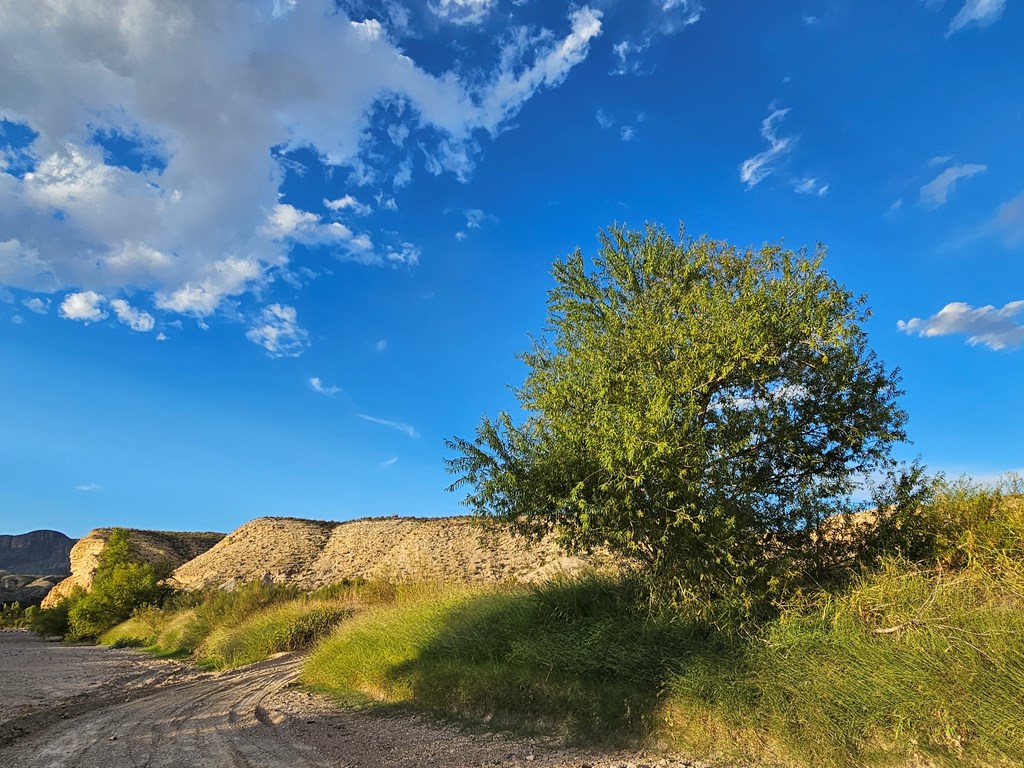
xmin=0 ymin=632 xmax=711 ymax=768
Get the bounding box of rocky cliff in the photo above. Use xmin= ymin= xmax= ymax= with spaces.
xmin=0 ymin=530 xmax=75 ymax=576
xmin=42 ymin=528 xmax=224 ymax=608
xmin=171 ymin=515 xmax=604 ymax=591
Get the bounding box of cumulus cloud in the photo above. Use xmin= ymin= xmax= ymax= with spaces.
xmin=309 ymin=376 xmax=340 ymax=395
xmin=946 ymin=0 xmax=1007 ymax=36
xmin=595 ymin=108 xmax=614 ymax=128
xmin=324 ymin=194 xmax=371 ymax=216
xmin=375 ymin=338 xmax=388 ymax=352
xmin=60 ymin=291 xmax=108 ymax=323
xmin=898 ymin=300 xmax=1024 ymax=350
xmin=110 ymin=299 xmax=155 ymax=332
xmin=245 ymin=303 xmax=310 ymax=357
xmin=0 ymin=1 xmax=602 ymax=341
xmin=740 ymin=107 xmax=794 ymax=189
xmin=358 ymin=413 xmax=420 ymax=438
xmin=920 ymin=163 xmax=987 ymax=208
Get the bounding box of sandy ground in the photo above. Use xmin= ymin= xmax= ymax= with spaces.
xmin=0 ymin=632 xmax=712 ymax=768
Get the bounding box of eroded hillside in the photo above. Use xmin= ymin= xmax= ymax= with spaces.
xmin=42 ymin=528 xmax=225 ymax=608
xmin=171 ymin=516 xmax=603 ymax=591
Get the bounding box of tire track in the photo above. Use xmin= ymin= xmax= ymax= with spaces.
xmin=0 ymin=654 xmax=332 ymax=768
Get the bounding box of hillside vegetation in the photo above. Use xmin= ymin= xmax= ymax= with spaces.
xmin=87 ymin=477 xmax=1024 ymax=767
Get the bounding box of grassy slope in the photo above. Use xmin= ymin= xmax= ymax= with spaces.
xmin=102 ymin=481 xmax=1024 ymax=767
xmin=303 ymin=482 xmax=1024 ymax=767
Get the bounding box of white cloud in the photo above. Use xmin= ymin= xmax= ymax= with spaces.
xmin=263 ymin=203 xmax=376 ymax=259
xmin=246 ymin=303 xmax=309 ymax=357
xmin=476 ymin=8 xmax=603 ymax=133
xmin=794 ymin=177 xmax=829 ymax=196
xmin=611 ymin=39 xmax=652 ymax=76
xmin=919 ymin=163 xmax=986 ymax=208
xmin=76 ymin=482 xmax=102 ymax=492
xmin=109 ymin=298 xmax=155 ymax=332
xmin=0 ymin=1 xmax=601 ymax=341
xmin=595 ymin=108 xmax=614 ymax=128
xmin=10 ymin=314 xmax=24 ymax=324
xmin=309 ymin=376 xmax=340 ymax=395
xmin=620 ymin=126 xmax=636 ymax=141
xmin=610 ymin=0 xmax=702 ymax=75
xmin=324 ymin=194 xmax=371 ymax=216
xmin=740 ymin=107 xmax=794 ymax=189
xmin=22 ymin=297 xmax=49 ymax=314
xmin=358 ymin=413 xmax=420 ymax=438
xmin=946 ymin=0 xmax=1007 ymax=36
xmin=987 ymin=191 xmax=1024 ymax=247
xmin=430 ymin=0 xmax=496 ymax=25
xmin=898 ymin=301 xmax=1024 ymax=350
xmin=464 ymin=209 xmax=487 ymax=228
xmin=455 ymin=231 xmax=468 ymax=241
xmin=375 ymin=339 xmax=388 ymax=352
xmin=928 ymin=154 xmax=954 ymax=166
xmin=380 ymin=456 xmax=399 ymax=467
xmin=60 ymin=291 xmax=108 ymax=323
xmin=156 ymin=331 xmax=168 ymax=341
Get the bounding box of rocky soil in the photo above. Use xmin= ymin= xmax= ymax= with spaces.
xmin=171 ymin=516 xmax=611 ymax=591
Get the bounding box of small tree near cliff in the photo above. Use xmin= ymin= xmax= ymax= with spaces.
xmin=447 ymin=224 xmax=907 ymax=616
xmin=67 ymin=528 xmax=173 ymax=640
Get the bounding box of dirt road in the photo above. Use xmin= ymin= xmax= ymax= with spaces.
xmin=0 ymin=632 xmax=708 ymax=768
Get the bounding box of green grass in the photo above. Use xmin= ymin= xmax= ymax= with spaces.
xmin=100 ymin=579 xmax=390 ymax=669
xmin=96 ymin=478 xmax=1023 ymax=766
xmin=198 ymin=600 xmax=351 ymax=669
xmin=302 ymin=479 xmax=1024 ymax=766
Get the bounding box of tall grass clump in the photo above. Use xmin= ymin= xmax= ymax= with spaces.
xmin=305 ymin=575 xmax=721 ymax=743
xmin=664 ymin=476 xmax=1024 ymax=767
xmin=199 ymin=600 xmax=350 ymax=669
xmin=302 ymin=477 xmax=1024 ymax=766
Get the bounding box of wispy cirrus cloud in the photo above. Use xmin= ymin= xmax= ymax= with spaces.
xmin=740 ymin=107 xmax=794 ymax=189
xmin=359 ymin=413 xmax=420 ymax=438
xmin=987 ymin=191 xmax=1024 ymax=247
xmin=76 ymin=482 xmax=103 ymax=492
xmin=898 ymin=300 xmax=1024 ymax=350
xmin=947 ymin=0 xmax=1007 ymax=37
xmin=920 ymin=162 xmax=987 ymax=208
xmin=610 ymin=0 xmax=703 ymax=75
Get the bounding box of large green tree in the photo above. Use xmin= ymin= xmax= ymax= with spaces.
xmin=447 ymin=224 xmax=907 ymax=613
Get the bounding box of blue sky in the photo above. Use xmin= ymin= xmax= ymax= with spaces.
xmin=1 ymin=0 xmax=1021 ymax=538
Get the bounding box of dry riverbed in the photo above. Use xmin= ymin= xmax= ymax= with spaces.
xmin=0 ymin=631 xmax=714 ymax=768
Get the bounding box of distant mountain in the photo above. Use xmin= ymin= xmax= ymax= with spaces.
xmin=0 ymin=530 xmax=75 ymax=576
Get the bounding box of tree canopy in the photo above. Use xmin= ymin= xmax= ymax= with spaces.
xmin=447 ymin=224 xmax=908 ymax=614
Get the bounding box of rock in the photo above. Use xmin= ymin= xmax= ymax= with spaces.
xmin=42 ymin=528 xmax=224 ymax=608
xmin=0 ymin=530 xmax=75 ymax=575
